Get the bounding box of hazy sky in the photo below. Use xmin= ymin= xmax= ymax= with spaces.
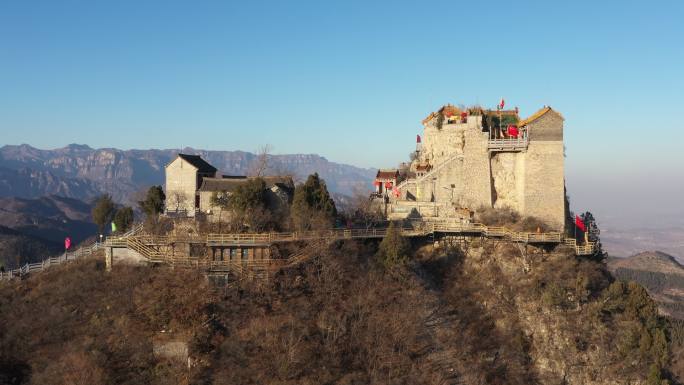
xmin=1 ymin=0 xmax=683 ymax=229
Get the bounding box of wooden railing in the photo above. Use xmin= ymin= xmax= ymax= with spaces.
xmin=487 ymin=136 xmax=529 ymax=152
xmin=0 ymin=242 xmax=103 ymax=280
xmin=122 ymin=223 xmax=595 ymax=255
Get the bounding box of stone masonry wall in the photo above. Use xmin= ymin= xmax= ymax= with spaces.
xmin=165 ymin=157 xmax=198 ymax=216
xmin=490 ymin=152 xmax=525 ymax=212
xmin=410 ymin=116 xmax=492 ymax=210
xmin=522 ymin=111 xmax=565 ymax=230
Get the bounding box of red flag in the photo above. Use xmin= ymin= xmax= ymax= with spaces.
xmin=575 ymin=215 xmax=586 ymax=232
xmin=416 ymin=134 xmax=421 ymax=143
xmin=499 ymin=98 xmax=505 ymax=109
xmin=64 ymin=237 xmax=72 ymax=250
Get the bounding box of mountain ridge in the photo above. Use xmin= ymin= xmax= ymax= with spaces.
xmin=0 ymin=144 xmax=376 ymax=204
xmin=608 ymin=250 xmax=684 ymax=319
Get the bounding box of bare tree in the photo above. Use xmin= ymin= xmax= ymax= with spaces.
xmin=250 ymin=144 xmax=273 ymax=177
xmin=169 ymin=191 xmax=188 ymax=213
xmin=350 ymin=186 xmax=384 ymax=229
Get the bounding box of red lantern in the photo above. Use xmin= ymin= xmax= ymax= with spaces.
xmin=373 ymin=180 xmax=381 ymax=187
xmin=384 ymin=181 xmax=392 ymax=189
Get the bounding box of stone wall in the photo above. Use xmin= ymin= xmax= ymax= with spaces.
xmin=165 ymin=157 xmax=198 ymax=216
xmin=404 ymin=116 xmax=492 ymax=211
xmin=522 ymin=140 xmax=565 ymax=230
xmin=528 ymin=109 xmax=564 ymax=141
xmin=521 ymin=110 xmax=565 ymax=230
xmin=490 ymin=152 xmax=525 ymax=212
xmin=105 ymin=247 xmax=148 ymax=270
xmin=419 ymin=116 xmax=481 ymax=166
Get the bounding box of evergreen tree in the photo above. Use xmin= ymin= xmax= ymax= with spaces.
xmin=92 ymin=194 xmax=116 ymax=234
xmin=113 ymin=206 xmax=134 ymax=233
xmin=376 ymin=222 xmax=411 ymax=268
xmin=291 ymin=173 xmax=337 ymax=230
xmin=138 ymin=186 xmax=165 ymax=217
xmin=230 ymin=178 xmax=267 ymax=213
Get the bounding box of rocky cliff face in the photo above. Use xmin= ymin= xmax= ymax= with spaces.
xmin=0 ymin=144 xmax=375 ymax=203
xmin=0 ymin=167 xmax=101 ymax=200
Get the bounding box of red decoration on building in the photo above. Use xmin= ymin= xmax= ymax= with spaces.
xmin=575 ymin=215 xmax=586 ymax=232
xmin=507 ymin=125 xmax=519 ymax=138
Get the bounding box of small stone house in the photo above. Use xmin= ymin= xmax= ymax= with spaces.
xmin=165 ymin=154 xmax=217 ymax=217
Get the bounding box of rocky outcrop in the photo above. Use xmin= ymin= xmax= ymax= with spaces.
xmin=0 ymin=167 xmax=101 ymax=200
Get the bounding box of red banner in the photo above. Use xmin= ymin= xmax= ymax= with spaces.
xmin=64 ymin=237 xmax=72 ymax=250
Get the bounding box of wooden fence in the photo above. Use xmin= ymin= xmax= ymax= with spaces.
xmin=0 ymin=242 xmax=103 ymax=280
xmin=0 ymin=223 xmax=144 ymax=281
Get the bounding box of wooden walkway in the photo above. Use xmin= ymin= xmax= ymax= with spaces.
xmin=2 ymin=222 xmax=595 ymax=281
xmin=108 ymin=222 xmax=595 ymax=268
xmin=199 ymin=222 xmax=595 ymax=255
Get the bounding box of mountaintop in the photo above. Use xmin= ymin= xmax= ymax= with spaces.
xmin=0 ymin=238 xmax=679 ymax=384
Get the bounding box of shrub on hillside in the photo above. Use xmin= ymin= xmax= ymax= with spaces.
xmin=376 ymin=222 xmax=411 ymax=268
xmin=475 ymin=206 xmax=551 ymax=232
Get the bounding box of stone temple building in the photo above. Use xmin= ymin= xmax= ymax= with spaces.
xmin=165 ymin=154 xmax=217 ymax=216
xmin=377 ymin=104 xmax=567 ymax=231
xmin=165 ymin=154 xmax=294 ymax=219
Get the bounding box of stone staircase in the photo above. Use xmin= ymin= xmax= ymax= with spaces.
xmin=126 ymin=237 xmax=165 ymax=263
xmin=394 ymin=153 xmax=463 ymax=194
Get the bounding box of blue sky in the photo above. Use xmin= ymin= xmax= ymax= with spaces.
xmin=1 ymin=0 xmax=683 ymax=227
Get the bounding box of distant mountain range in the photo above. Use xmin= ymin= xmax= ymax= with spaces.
xmin=0 ymin=144 xmax=376 ymax=204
